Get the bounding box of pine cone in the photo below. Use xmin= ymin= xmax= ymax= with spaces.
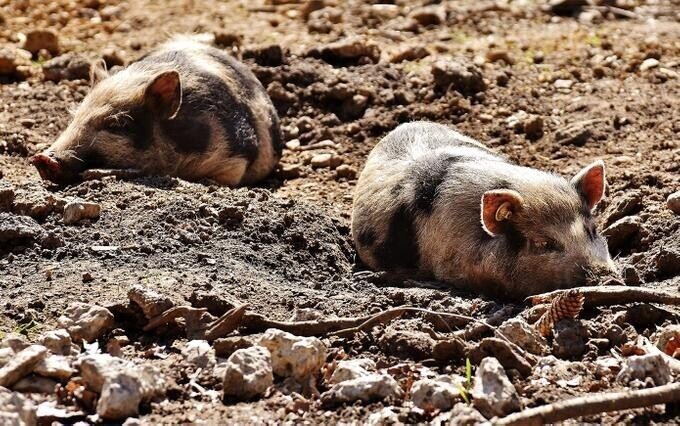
xmin=533 ymin=289 xmax=585 ymax=337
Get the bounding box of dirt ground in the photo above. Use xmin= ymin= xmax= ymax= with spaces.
xmin=1 ymin=0 xmax=679 ymax=424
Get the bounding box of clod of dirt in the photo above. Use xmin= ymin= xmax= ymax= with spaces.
xmin=0 ymin=387 xmax=36 ymax=424
xmin=469 ymin=337 xmax=533 ymax=377
xmin=128 ymin=285 xmax=174 ymax=320
xmin=321 ymin=373 xmax=403 ymax=406
xmin=222 ymin=346 xmax=274 ymax=400
xmin=389 ymin=44 xmax=429 ymax=63
xmin=258 ymin=328 xmax=326 ymax=380
xmin=411 ymin=375 xmax=465 ymax=411
xmin=552 ymin=319 xmax=590 ymax=359
xmin=378 ymin=322 xmax=435 ymax=361
xmin=0 ymin=334 xmax=29 ymax=352
xmin=471 ymin=357 xmax=521 ymax=419
xmin=329 ymin=358 xmax=376 ymax=384
xmin=431 ymin=59 xmax=486 ymax=96
xmin=604 ymin=190 xmax=643 ymax=226
xmin=408 ymin=5 xmax=446 ymax=27
xmin=213 ymin=336 xmax=254 ymax=358
xmin=496 ymin=318 xmax=549 ymax=355
xmin=57 ymin=303 xmax=114 ymax=343
xmin=616 ymin=353 xmax=671 ymax=387
xmin=432 ymin=337 xmax=467 ymax=362
xmin=242 ymin=44 xmax=285 ymax=67
xmin=182 ymin=340 xmax=216 ymax=369
xmin=62 ymin=199 xmax=101 ymax=225
xmin=667 ymin=191 xmax=680 ymax=215
xmin=0 ymin=46 xmax=32 ymax=79
xmin=13 ymin=375 xmax=58 ymax=393
xmin=22 ymin=29 xmax=60 ymax=55
xmin=307 ymin=36 xmax=381 ymax=65
xmin=12 ymin=185 xmax=61 ymax=219
xmin=0 ymin=345 xmax=48 ymax=388
xmin=0 ymin=212 xmax=46 ymax=251
xmin=602 ymin=215 xmax=643 ymax=252
xmin=0 ymin=181 xmax=15 ymax=211
xmin=39 ymin=329 xmax=75 ymax=356
xmin=554 ymin=120 xmax=595 ymax=146
xmin=654 ymin=247 xmax=680 ymax=278
xmin=34 ymin=355 xmax=74 ymax=381
xmin=42 ymin=53 xmax=92 ymax=82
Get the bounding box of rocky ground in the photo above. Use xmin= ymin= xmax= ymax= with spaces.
xmin=1 ymin=0 xmax=680 ymax=424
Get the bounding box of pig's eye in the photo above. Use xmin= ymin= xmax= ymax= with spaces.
xmin=530 ymin=238 xmax=560 ymax=252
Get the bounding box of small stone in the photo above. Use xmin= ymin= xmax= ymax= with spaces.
xmin=471 ymin=357 xmax=521 ymax=418
xmin=639 ymin=58 xmax=660 ymax=71
xmin=486 ymin=50 xmax=514 ymax=65
xmin=321 ymin=373 xmax=403 ymax=405
xmin=409 ymin=6 xmax=446 ymax=26
xmin=432 ymin=338 xmax=467 ymax=362
xmin=285 ymin=139 xmax=301 ymax=150
xmin=496 ymin=318 xmax=549 ymax=355
xmin=0 ymin=213 xmax=46 ymax=249
xmin=34 ymin=355 xmax=74 ymax=381
xmin=214 ymin=32 xmax=242 ymax=47
xmin=310 ymin=153 xmax=333 ymax=169
xmin=378 ymin=323 xmax=435 ymax=360
xmin=602 ymin=216 xmax=642 ymax=251
xmin=0 ymin=181 xmax=15 ymax=212
xmin=431 ymin=59 xmax=486 ymax=96
xmin=308 ymin=36 xmax=381 ymax=65
xmin=182 ymin=340 xmax=216 ymax=369
xmin=102 ymin=47 xmax=126 ymax=68
xmin=23 ymin=30 xmax=60 ymax=55
xmin=242 ymin=44 xmax=284 ymax=67
xmin=43 ymin=53 xmax=91 ymax=82
xmin=257 ymin=329 xmax=326 ymax=380
xmin=0 ymin=345 xmax=48 ymax=388
xmin=554 ymin=79 xmax=574 ymax=90
xmin=655 ymin=247 xmax=680 ymax=278
xmin=329 ymin=359 xmax=376 ymax=384
xmin=98 ymin=373 xmax=143 ymax=420
xmin=390 ymin=45 xmax=429 ymax=63
xmin=222 ymin=346 xmax=273 ymax=400
xmin=0 ymin=334 xmax=29 ymax=352
xmin=605 ymin=190 xmax=643 ymax=225
xmin=13 ymin=375 xmax=58 ymax=394
xmin=411 ymin=375 xmax=465 ymax=411
xmin=128 ymin=285 xmax=174 ymax=319
xmin=367 ymin=407 xmax=400 ymax=425
xmin=0 ymin=388 xmax=36 ymax=424
xmin=617 ymin=353 xmax=670 ymax=386
xmin=57 ymin=302 xmax=114 ymax=343
xmin=552 ymin=319 xmax=590 ymax=359
xmin=213 ymin=336 xmax=254 ymax=357
xmin=278 ymin=164 xmax=302 ymax=180
xmin=523 ymin=115 xmax=544 ymax=140
xmin=549 ymin=0 xmax=588 ymax=15
xmin=335 ymin=164 xmax=357 ymax=179
xmin=554 ymin=120 xmax=593 ymax=146
xmin=63 ymin=200 xmax=101 ymax=224
xmin=667 ymin=191 xmax=680 ymax=215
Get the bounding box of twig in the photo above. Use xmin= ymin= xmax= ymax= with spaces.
xmin=527 ymin=286 xmax=680 ymax=308
xmin=204 ymin=305 xmax=248 ymax=342
xmin=143 ymin=306 xmax=208 ymax=331
xmin=587 ymin=5 xmax=641 ymax=19
xmin=330 ymin=307 xmax=412 ymax=338
xmin=494 ymin=382 xmax=680 ymax=425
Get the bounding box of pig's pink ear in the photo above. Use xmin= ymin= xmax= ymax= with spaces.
xmin=145 ymin=70 xmax=182 ymax=120
xmin=481 ymin=189 xmax=524 ymax=236
xmin=90 ymin=59 xmax=109 ymax=86
xmin=571 ymin=160 xmax=606 ymax=211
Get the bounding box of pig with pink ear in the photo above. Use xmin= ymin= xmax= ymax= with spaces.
xmin=32 ymin=36 xmax=282 ymax=186
xmin=352 ymin=122 xmax=618 ymax=299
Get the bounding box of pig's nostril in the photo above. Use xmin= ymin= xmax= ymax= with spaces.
xmin=31 ymin=153 xmax=62 ymax=181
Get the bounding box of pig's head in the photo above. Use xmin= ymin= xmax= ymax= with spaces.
xmin=32 ymin=62 xmax=182 ymax=184
xmin=480 ymin=160 xmax=618 ymax=296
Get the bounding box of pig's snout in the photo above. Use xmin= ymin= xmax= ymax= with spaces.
xmin=583 ymin=259 xmax=620 ymax=285
xmin=31 ymin=152 xmax=78 ymax=184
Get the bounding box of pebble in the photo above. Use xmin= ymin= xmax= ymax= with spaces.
xmin=0 ymin=387 xmax=36 ymax=424
xmin=389 ymin=45 xmax=429 ymax=63
xmin=128 ymin=285 xmax=174 ymax=319
xmin=257 ymin=329 xmax=326 ymax=380
xmin=102 ymin=47 xmax=126 ymax=68
xmin=23 ymin=30 xmax=60 ymax=55
xmin=13 ymin=375 xmax=58 ymax=393
xmin=222 ymin=346 xmax=273 ymax=400
xmin=554 ymin=120 xmax=593 ymax=146
xmin=552 ymin=319 xmax=590 ymax=359
xmin=378 ymin=324 xmax=435 ymax=360
xmin=471 ymin=357 xmax=521 ymax=418
xmin=411 ymin=375 xmax=465 ymax=411
xmin=182 ymin=340 xmax=216 ymax=369
xmin=310 ymin=153 xmax=333 ymax=169
xmin=43 ymin=53 xmax=91 ymax=82
xmin=431 ymin=59 xmax=486 ymax=96
xmin=486 ymin=49 xmax=514 ymax=65
xmin=213 ymin=336 xmax=254 ymax=357
xmin=408 ymin=5 xmax=446 ymax=26
xmin=0 ymin=345 xmax=48 ymax=388
xmin=617 ymin=353 xmax=670 ymax=386
xmin=602 ymin=215 xmax=642 ymax=251
xmin=63 ymin=200 xmax=101 ymax=224
xmin=278 ymin=164 xmax=303 ymax=179
xmin=321 ymin=373 xmax=403 ymax=405
xmin=308 ymin=36 xmax=381 ymax=64
xmin=34 ymin=355 xmax=74 ymax=381
xmin=242 ymin=44 xmax=284 ymax=67
xmin=554 ymin=79 xmax=574 ymax=90
xmin=335 ymin=164 xmax=357 ymax=179
xmin=329 ymin=359 xmax=376 ymax=384
xmin=639 ymin=58 xmax=660 ymax=72
xmin=496 ymin=318 xmax=549 ymax=355
xmin=667 ymin=191 xmax=680 ymax=215
xmin=57 ymin=302 xmax=115 ymax=343
xmin=523 ymin=115 xmax=544 ymax=140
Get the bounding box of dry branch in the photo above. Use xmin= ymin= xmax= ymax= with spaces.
xmin=143 ymin=306 xmax=208 ymax=331
xmin=204 ymin=305 xmax=248 ymax=341
xmin=495 ymin=382 xmax=680 ymax=425
xmin=527 ymin=286 xmax=680 ymax=308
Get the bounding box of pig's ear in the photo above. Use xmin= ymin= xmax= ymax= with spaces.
xmin=481 ymin=189 xmax=524 ymax=236
xmin=571 ymin=160 xmax=606 ymax=211
xmin=90 ymin=59 xmax=109 ymax=86
xmin=145 ymin=70 xmax=182 ymax=120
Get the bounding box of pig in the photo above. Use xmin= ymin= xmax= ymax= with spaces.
xmin=351 ymin=122 xmax=618 ymax=299
xmin=32 ymin=36 xmax=282 ymax=186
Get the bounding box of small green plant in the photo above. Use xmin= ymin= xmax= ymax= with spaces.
xmin=458 ymin=358 xmax=474 ymax=404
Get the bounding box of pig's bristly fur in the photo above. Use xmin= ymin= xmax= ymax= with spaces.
xmin=352 ymin=122 xmax=617 ymax=299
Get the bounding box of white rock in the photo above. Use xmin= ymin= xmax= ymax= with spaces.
xmin=127 ymin=285 xmax=174 ymax=319
xmin=222 ymin=346 xmax=273 ymax=400
xmin=617 ymin=353 xmax=670 ymax=386
xmin=554 ymin=79 xmax=574 ymax=90
xmin=0 ymin=345 xmax=48 ymax=388
xmin=366 ymin=407 xmax=400 ymax=425
xmin=182 ymin=340 xmax=215 ymax=369
xmin=411 ymin=375 xmax=465 ymax=411
xmin=289 ymin=308 xmax=323 ymax=322
xmin=496 ymin=318 xmax=549 ymax=355
xmin=58 ymin=303 xmax=114 ymax=343
xmin=639 ymin=58 xmax=660 ymax=71
xmin=0 ymin=387 xmax=36 ymax=425
xmin=97 ymin=373 xmax=143 ymax=420
xmin=34 ymin=355 xmax=74 ymax=381
xmin=667 ymin=191 xmax=680 ymax=215
xmin=39 ymin=329 xmax=76 ymax=355
xmin=258 ymin=329 xmax=326 ymax=380
xmin=0 ymin=334 xmax=29 ymax=352
xmin=63 ymin=200 xmax=101 ymax=224
xmin=471 ymin=357 xmax=521 ymax=418
xmin=321 ymin=373 xmax=403 ymax=404
xmin=330 ymin=358 xmax=376 ymax=384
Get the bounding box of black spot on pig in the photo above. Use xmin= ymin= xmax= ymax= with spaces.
xmin=374 ymin=205 xmax=420 ymax=270
xmin=102 ymin=106 xmax=154 ymax=150
xmin=161 ymin=117 xmax=211 ymax=153
xmin=411 ymin=154 xmax=471 ymax=213
xmin=206 ymin=50 xmax=259 ymax=97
